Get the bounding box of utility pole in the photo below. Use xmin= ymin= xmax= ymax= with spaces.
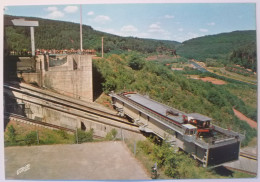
xmin=102 ymin=37 xmax=104 ymax=58
xmin=80 ymin=5 xmax=83 ymax=53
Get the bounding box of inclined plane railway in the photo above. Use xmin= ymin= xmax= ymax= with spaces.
xmin=4 ymin=82 xmax=140 ymax=136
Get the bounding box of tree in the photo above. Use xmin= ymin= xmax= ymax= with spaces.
xmin=127 ymin=53 xmax=145 ymax=70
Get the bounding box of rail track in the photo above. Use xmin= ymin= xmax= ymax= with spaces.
xmin=5 ymin=112 xmax=75 ymax=132
xmin=239 ymin=152 xmax=257 ymax=161
xmin=4 ymin=82 xmax=140 ymax=133
xmin=4 ymin=82 xmax=124 ymax=122
xmin=5 ymin=112 xmax=104 ymax=140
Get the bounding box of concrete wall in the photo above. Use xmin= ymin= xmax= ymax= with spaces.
xmin=21 ymin=54 xmax=93 ymax=102
xmin=5 ymin=88 xmax=144 ymax=141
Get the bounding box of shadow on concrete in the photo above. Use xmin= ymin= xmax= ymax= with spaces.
xmin=4 ymin=56 xmax=27 ymax=130
xmin=92 ymin=63 xmax=105 ymax=101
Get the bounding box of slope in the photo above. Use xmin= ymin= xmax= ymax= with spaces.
xmin=176 ymin=30 xmax=256 ymax=63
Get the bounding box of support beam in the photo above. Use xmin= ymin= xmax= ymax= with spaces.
xmin=5 ymin=18 xmax=39 ymax=56
xmin=30 ymin=27 xmax=35 ymax=56
xmin=102 ymin=37 xmax=104 ymax=58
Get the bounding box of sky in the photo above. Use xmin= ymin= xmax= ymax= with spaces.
xmin=3 ymin=3 xmax=257 ymax=43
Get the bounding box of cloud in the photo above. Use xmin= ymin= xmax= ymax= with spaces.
xmin=45 ymin=6 xmax=64 ymax=19
xmin=47 ymin=11 xmax=64 ymax=19
xmin=148 ymin=23 xmax=166 ymax=33
xmin=199 ymin=28 xmax=208 ymax=32
xmin=64 ymin=6 xmax=78 ymax=13
xmin=149 ymin=23 xmax=161 ymax=29
xmin=178 ymin=28 xmax=184 ymax=32
xmin=147 ymin=22 xmax=171 ymax=40
xmin=207 ymin=22 xmax=215 ymax=26
xmin=164 ymin=15 xmax=174 ymax=19
xmin=88 ymin=11 xmax=94 ymax=15
xmin=93 ymin=15 xmax=111 ymax=24
xmin=121 ymin=25 xmax=138 ymax=32
xmin=46 ymin=7 xmax=58 ymax=12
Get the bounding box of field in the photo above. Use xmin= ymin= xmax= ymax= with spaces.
xmin=187 ymin=75 xmax=227 ymax=85
xmin=207 ymin=67 xmax=257 ymax=85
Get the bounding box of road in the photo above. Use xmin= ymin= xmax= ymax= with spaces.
xmin=189 ymin=60 xmax=208 ymax=72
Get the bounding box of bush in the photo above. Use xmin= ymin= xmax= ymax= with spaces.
xmin=76 ymin=128 xmax=94 ymax=143
xmin=137 ymin=139 xmax=154 ymax=155
xmin=127 ymin=53 xmax=145 ymax=70
xmin=25 ymin=131 xmax=38 ymax=145
xmin=105 ymin=128 xmax=118 ymax=140
xmin=7 ymin=125 xmax=17 ymax=144
xmin=57 ymin=130 xmax=69 ymax=139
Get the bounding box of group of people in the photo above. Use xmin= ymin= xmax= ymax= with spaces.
xmin=35 ymin=49 xmax=96 ymax=55
xmin=8 ymin=49 xmax=96 ymax=56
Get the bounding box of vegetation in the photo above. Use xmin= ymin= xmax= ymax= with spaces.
xmin=176 ymin=30 xmax=256 ymax=69
xmin=4 ymin=121 xmax=75 ymax=146
xmin=225 ymin=65 xmax=255 ymax=77
xmin=105 ymin=129 xmax=118 ymax=141
xmin=4 ymin=15 xmax=179 ymax=54
xmin=94 ymin=52 xmax=256 ymax=146
xmin=7 ymin=125 xmax=17 ymax=145
xmin=24 ymin=131 xmax=38 ymax=145
xmin=229 ymin=42 xmax=257 ymax=72
xmin=76 ymin=128 xmax=94 ymax=143
xmin=126 ymin=138 xmax=254 ymax=179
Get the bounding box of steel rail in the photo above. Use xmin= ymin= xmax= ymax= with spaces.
xmin=4 ymin=82 xmax=121 ymax=120
xmin=5 ymin=112 xmax=75 ymax=132
xmin=6 ymin=112 xmax=105 ymax=139
xmin=5 ymin=93 xmax=140 ymax=134
xmin=4 ymin=84 xmax=137 ymax=127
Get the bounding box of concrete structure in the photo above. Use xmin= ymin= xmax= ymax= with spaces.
xmin=4 ymin=83 xmax=144 ymax=140
xmin=4 ymin=18 xmax=39 ymax=56
xmin=18 ymin=54 xmax=93 ymax=102
xmin=111 ymin=92 xmax=244 ymax=167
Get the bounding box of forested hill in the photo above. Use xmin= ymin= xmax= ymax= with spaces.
xmin=176 ymin=30 xmax=256 ymax=63
xmin=4 ymin=15 xmax=180 ymax=54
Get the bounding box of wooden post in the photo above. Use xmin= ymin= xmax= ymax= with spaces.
xmin=36 ymin=130 xmax=39 ymax=144
xmin=102 ymin=37 xmax=104 ymax=58
xmin=76 ymin=128 xmax=79 ymax=144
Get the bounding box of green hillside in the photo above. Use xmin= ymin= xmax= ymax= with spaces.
xmin=4 ymin=15 xmax=180 ymax=54
xmin=176 ymin=30 xmax=256 ymax=67
xmin=93 ymin=52 xmax=256 ymax=146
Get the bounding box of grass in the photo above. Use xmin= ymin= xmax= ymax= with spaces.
xmin=226 ymin=85 xmax=257 ymax=109
xmin=4 ymin=120 xmax=75 ymax=147
xmin=124 ymin=138 xmax=256 ymax=179
xmin=4 ymin=120 xmax=123 ymax=147
xmin=207 ymin=67 xmax=257 ymax=85
xmin=247 ymin=137 xmax=257 ymax=147
xmin=94 ymin=92 xmax=114 ymax=109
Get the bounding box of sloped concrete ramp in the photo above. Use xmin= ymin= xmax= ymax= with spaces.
xmin=5 ymin=141 xmax=150 ymax=180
